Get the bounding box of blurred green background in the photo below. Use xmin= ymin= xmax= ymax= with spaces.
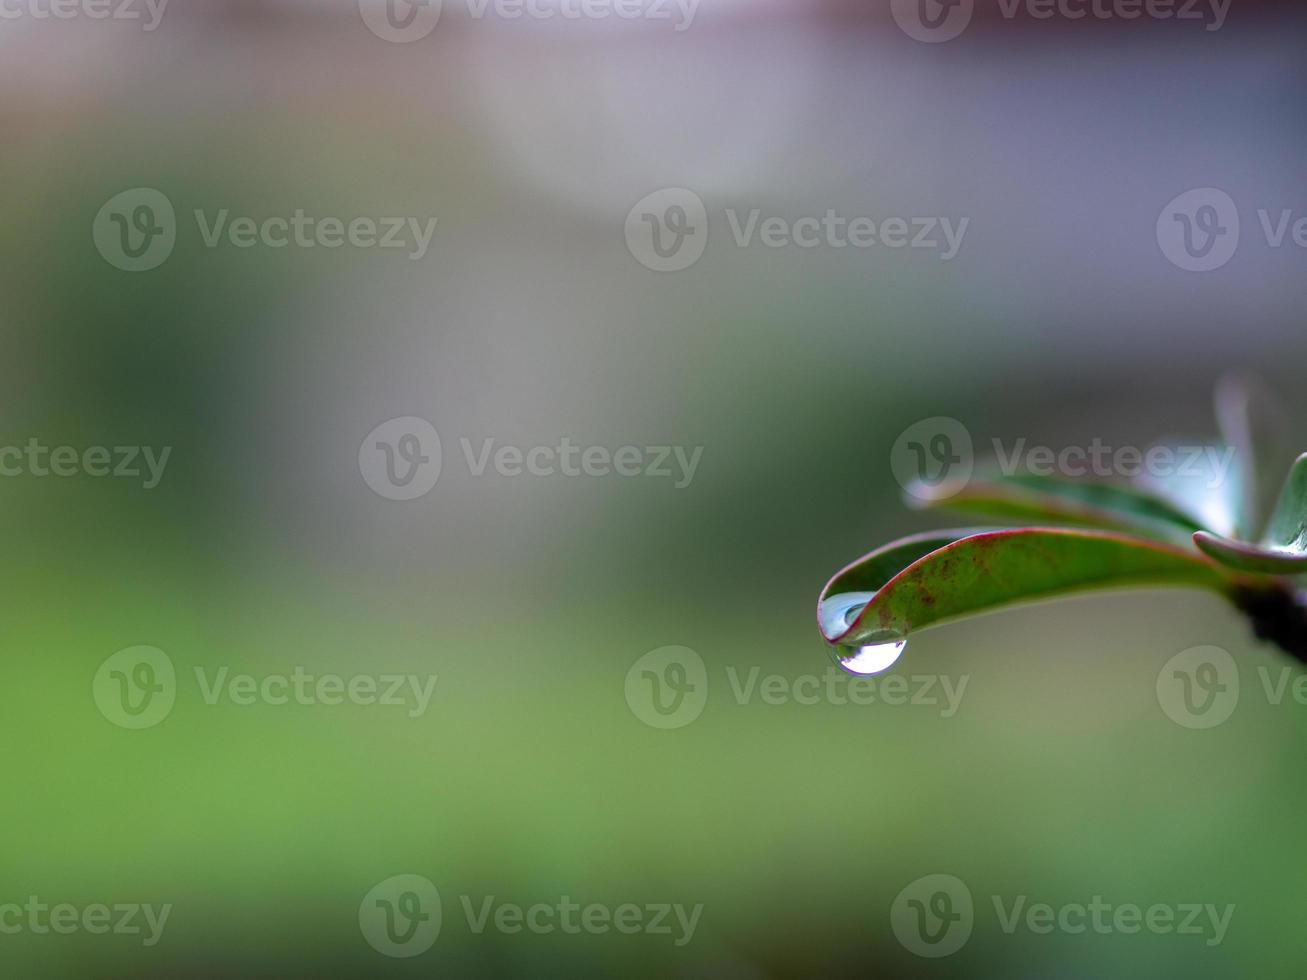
xmin=4 ymin=1 xmax=1307 ymax=976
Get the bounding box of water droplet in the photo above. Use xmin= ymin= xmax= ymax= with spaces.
xmin=817 ymin=591 xmax=877 ymax=642
xmin=831 ymin=631 xmax=907 ymax=676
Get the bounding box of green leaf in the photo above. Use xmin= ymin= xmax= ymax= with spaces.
xmin=819 ymin=528 xmax=1236 ymax=647
xmin=905 ymin=472 xmax=1207 ymax=543
xmin=1263 ymin=452 xmax=1307 ymax=551
xmin=1193 ymin=453 xmax=1307 ymax=574
xmin=817 ymin=528 xmax=991 ymax=641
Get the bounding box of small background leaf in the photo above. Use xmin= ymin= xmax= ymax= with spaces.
xmin=907 ymin=472 xmax=1205 ymax=543
xmin=1216 ymin=371 xmax=1292 ymax=540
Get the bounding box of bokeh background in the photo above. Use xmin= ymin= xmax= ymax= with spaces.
xmin=4 ymin=0 xmax=1307 ymax=976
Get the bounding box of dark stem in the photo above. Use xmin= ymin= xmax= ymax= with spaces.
xmin=1232 ymin=583 xmax=1307 ymax=664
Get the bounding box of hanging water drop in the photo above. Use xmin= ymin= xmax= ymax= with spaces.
xmin=831 ymin=632 xmax=907 ymax=676
xmin=818 ymin=591 xmax=907 ymax=674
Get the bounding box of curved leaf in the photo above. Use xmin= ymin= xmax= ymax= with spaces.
xmin=819 ymin=528 xmax=1236 ymax=648
xmin=905 ymin=472 xmax=1206 ymax=543
xmin=817 ymin=528 xmax=993 ymax=641
xmin=1193 ymin=453 xmax=1307 ymax=574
